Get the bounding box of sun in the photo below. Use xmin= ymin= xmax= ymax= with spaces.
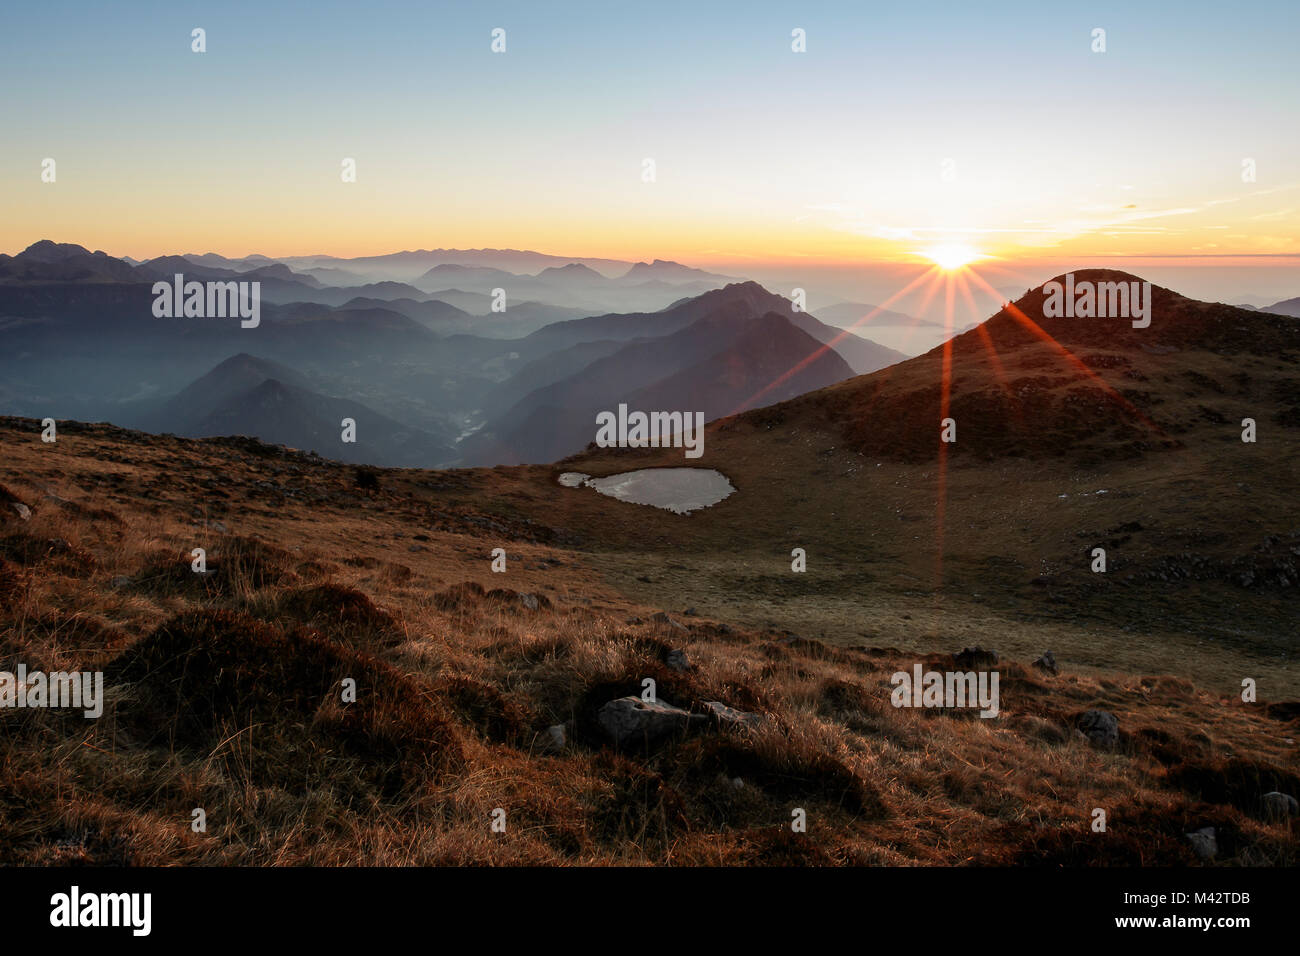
xmin=921 ymin=244 xmax=983 ymax=271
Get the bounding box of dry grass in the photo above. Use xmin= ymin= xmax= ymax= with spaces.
xmin=0 ymin=420 xmax=1297 ymax=866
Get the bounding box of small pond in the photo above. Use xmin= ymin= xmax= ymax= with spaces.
xmin=558 ymin=468 xmax=735 ymax=514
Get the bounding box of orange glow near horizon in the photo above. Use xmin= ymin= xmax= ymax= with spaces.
xmin=920 ymin=244 xmax=985 ymax=272
xmin=728 ymin=250 xmax=1188 ymax=592
xmin=4 ymin=205 xmax=1299 ymax=276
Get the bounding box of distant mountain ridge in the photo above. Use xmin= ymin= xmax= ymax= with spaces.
xmin=136 ymin=353 xmax=456 ymax=467
xmin=519 ymin=281 xmax=903 ymax=373
xmin=1263 ymin=296 xmax=1300 ymax=318
xmin=460 ymin=293 xmax=859 ymax=465
xmin=0 ymin=239 xmax=956 ymax=471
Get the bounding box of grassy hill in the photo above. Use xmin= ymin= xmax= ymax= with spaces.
xmin=0 ymin=416 xmax=1296 ymax=865
xmin=497 ymin=272 xmax=1300 ymax=697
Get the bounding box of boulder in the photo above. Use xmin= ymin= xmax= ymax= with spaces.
xmin=536 ymin=723 xmax=566 ymax=752
xmin=666 ymin=648 xmax=690 ymax=672
xmin=1262 ymin=791 xmax=1299 ymax=820
xmin=1032 ymin=650 xmax=1059 ymax=676
xmin=517 ymin=592 xmax=540 ymax=611
xmin=8 ymin=501 xmax=31 ymax=522
xmin=1077 ymin=709 xmax=1119 ymax=749
xmin=597 ymin=696 xmax=705 ymax=747
xmin=1185 ymin=827 xmax=1217 ymax=861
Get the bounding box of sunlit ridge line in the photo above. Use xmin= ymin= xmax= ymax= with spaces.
xmin=723 ymin=266 xmax=942 ymax=419
xmin=961 ymin=267 xmax=1166 ymax=436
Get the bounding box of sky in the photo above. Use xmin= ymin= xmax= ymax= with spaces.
xmin=2 ymin=0 xmax=1297 ymax=294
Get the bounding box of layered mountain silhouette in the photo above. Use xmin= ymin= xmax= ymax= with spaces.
xmin=621 ymin=259 xmax=732 ymax=283
xmin=415 ymin=264 xmax=519 ymax=290
xmin=460 ymin=306 xmax=856 ymax=465
xmin=0 ymin=240 xmax=141 ymax=283
xmin=270 ymin=247 xmax=635 ymax=282
xmin=338 ymin=296 xmax=475 ymax=328
xmin=536 ymin=263 xmax=607 ymax=284
xmin=135 ymin=354 xmax=455 ymax=467
xmin=409 ymin=258 xmax=734 ymax=314
xmin=2 ymin=239 xmax=1090 ymax=472
xmin=813 ymin=301 xmax=933 ymax=329
xmin=518 ymin=281 xmax=902 ymax=373
xmin=1264 ymin=296 xmax=1300 ymax=318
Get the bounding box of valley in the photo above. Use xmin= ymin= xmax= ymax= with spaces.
xmin=1 ymin=244 xmax=1297 ymax=867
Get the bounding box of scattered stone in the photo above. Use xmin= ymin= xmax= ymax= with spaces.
xmin=666 ymin=648 xmax=690 ymax=672
xmin=597 ymin=696 xmax=705 ymax=747
xmin=955 ymin=645 xmax=998 ymax=669
xmin=1262 ymin=791 xmax=1299 ymax=820
xmin=702 ymin=700 xmax=765 ymax=731
xmin=1032 ymin=650 xmax=1059 ymax=675
xmin=518 ymin=592 xmax=540 ymax=611
xmin=8 ymin=501 xmax=31 ymax=522
xmin=1077 ymin=709 xmax=1119 ymax=749
xmin=651 ymin=611 xmax=686 ymax=630
xmin=1185 ymin=827 xmax=1217 ymax=861
xmin=537 ymin=723 xmax=566 ymax=752
xmin=731 ymin=777 xmax=745 ymax=790
xmin=111 ymin=575 xmax=131 ymax=589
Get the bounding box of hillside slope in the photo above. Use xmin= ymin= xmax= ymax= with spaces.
xmin=0 ymin=417 xmax=1295 ymax=866
xmin=493 ymin=271 xmax=1300 ymax=689
xmin=461 ymin=310 xmax=854 ymax=465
